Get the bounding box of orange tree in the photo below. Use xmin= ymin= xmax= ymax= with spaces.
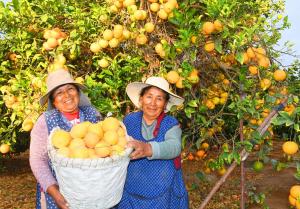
xmin=0 ymin=0 xmax=299 ymax=173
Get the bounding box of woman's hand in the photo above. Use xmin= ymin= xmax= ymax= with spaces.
xmin=127 ymin=138 xmax=152 ymax=160
xmin=47 ymin=184 xmax=70 ymax=209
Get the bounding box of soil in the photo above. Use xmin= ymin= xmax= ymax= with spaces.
xmin=0 ymin=140 xmax=298 ymax=209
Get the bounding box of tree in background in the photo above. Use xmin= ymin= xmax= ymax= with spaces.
xmin=0 ymin=0 xmax=299 ymax=174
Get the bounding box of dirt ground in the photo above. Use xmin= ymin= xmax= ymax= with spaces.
xmin=0 ymin=140 xmax=298 ymax=209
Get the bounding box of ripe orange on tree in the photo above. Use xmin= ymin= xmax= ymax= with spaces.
xmin=282 ymin=141 xmax=299 ymax=155
xmin=273 ymin=69 xmax=287 ymax=81
xmin=196 ymin=150 xmax=206 ymax=158
xmin=0 ymin=144 xmax=10 ymax=154
xmin=187 ymin=153 xmax=194 ymax=161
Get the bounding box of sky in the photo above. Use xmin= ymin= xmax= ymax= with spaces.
xmin=1 ymin=0 xmax=299 ymax=65
xmin=277 ymin=0 xmax=300 ymax=66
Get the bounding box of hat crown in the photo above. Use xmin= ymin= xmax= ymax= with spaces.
xmin=145 ymin=77 xmax=170 ymax=93
xmin=46 ymin=69 xmax=75 ymax=93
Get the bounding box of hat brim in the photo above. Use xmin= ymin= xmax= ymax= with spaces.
xmin=126 ymin=82 xmax=184 ymax=111
xmin=39 ymin=82 xmax=86 ymax=106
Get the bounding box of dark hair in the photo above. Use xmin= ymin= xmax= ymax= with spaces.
xmin=49 ymin=83 xmax=80 ymax=103
xmin=140 ymin=86 xmax=170 ymax=102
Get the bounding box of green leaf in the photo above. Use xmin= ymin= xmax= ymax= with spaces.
xmin=235 ymin=52 xmax=243 ymax=64
xmin=12 ymin=0 xmax=19 ymax=11
xmin=187 ymin=100 xmax=198 ymax=107
xmin=294 ymin=173 xmax=300 ymax=181
xmin=215 ymin=39 xmax=223 ymax=53
xmin=294 ymin=123 xmax=300 ymax=132
xmin=41 ymin=14 xmax=48 ymax=22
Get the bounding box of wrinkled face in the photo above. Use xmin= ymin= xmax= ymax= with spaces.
xmin=52 ymin=84 xmax=80 ymax=113
xmin=139 ymin=87 xmax=167 ymax=121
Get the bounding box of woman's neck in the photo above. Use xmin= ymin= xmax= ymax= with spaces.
xmin=142 ymin=115 xmax=156 ymax=125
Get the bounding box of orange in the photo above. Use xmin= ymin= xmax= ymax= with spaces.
xmin=204 ymin=41 xmax=215 ymax=52
xmin=296 ymin=199 xmax=300 ymax=209
xmin=52 ymin=130 xmax=72 ymax=149
xmin=103 ymin=130 xmax=119 ymax=145
xmin=282 ymin=141 xmax=299 ymax=155
xmin=196 ymin=150 xmax=206 ymax=158
xmin=144 ymin=22 xmax=155 ymax=33
xmin=205 ymin=100 xmax=215 ymax=110
xmin=102 ymin=117 xmax=120 ymax=132
xmin=201 ymin=142 xmax=209 ymax=150
xmin=289 ymin=195 xmax=296 ymax=206
xmin=223 ymin=79 xmax=230 ymax=85
xmin=90 ymin=42 xmax=101 ymax=53
xmin=150 ymin=3 xmax=160 ymax=12
xmin=284 ymin=104 xmax=295 ymax=115
xmin=103 ymin=29 xmax=114 ymax=41
xmin=175 ymin=77 xmax=184 ymax=89
xmin=136 ymin=34 xmax=148 ymax=45
xmin=123 ymin=0 xmax=135 ymax=7
xmin=190 ymin=36 xmax=197 ymax=44
xmin=218 ymin=167 xmax=227 ymax=176
xmin=290 ymin=185 xmax=300 ymax=199
xmin=242 ymin=52 xmax=249 ymax=64
xmin=166 ymin=71 xmax=180 ymax=84
xmin=258 ymin=57 xmax=270 ymax=68
xmin=99 ymin=58 xmax=109 ymax=68
xmin=273 ymin=69 xmax=287 ymax=81
xmin=84 ymin=132 xmax=100 ymax=148
xmin=187 ymin=153 xmax=194 ymax=161
xmin=248 ymin=66 xmax=258 ymax=75
xmin=22 ymin=118 xmax=34 ymax=132
xmin=213 ymin=20 xmax=223 ymax=32
xmin=260 ymin=78 xmax=271 ymax=90
xmin=202 ymin=22 xmax=215 ymax=35
xmin=108 ymin=38 xmax=119 ymax=48
xmin=122 ymin=29 xmax=131 ymax=39
xmin=158 ymin=9 xmax=168 ymax=20
xmin=252 ymin=161 xmax=264 ymax=172
xmin=47 ymin=38 xmax=58 ymax=48
xmin=246 ymin=47 xmax=256 ymax=59
xmin=0 ymin=144 xmax=10 ymax=154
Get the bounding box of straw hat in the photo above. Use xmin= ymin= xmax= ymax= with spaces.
xmin=126 ymin=76 xmax=184 ymax=111
xmin=39 ymin=69 xmax=91 ymax=110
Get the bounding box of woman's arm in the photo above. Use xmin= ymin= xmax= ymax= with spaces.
xmin=127 ymin=125 xmax=182 ymax=160
xmin=29 ymin=114 xmax=57 ymax=191
xmin=148 ymin=125 xmax=182 ymax=160
xmin=30 ymin=114 xmax=70 ymax=209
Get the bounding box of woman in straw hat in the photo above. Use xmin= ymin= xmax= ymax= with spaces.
xmin=115 ymin=76 xmax=188 ymax=209
xmin=29 ymin=69 xmax=102 ymax=209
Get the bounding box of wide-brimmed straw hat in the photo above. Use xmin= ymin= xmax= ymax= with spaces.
xmin=126 ymin=76 xmax=184 ymax=111
xmin=39 ymin=69 xmax=91 ymax=110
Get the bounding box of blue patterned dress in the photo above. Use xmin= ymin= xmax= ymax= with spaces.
xmin=115 ymin=111 xmax=188 ymax=209
xmin=35 ymin=106 xmax=100 ymax=209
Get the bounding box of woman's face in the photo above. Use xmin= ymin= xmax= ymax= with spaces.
xmin=52 ymin=84 xmax=80 ymax=113
xmin=139 ymin=87 xmax=167 ymax=121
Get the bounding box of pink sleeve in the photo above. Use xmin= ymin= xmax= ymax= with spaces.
xmin=29 ymin=114 xmax=57 ymax=192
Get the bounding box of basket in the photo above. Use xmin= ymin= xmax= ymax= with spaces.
xmin=47 ymin=127 xmax=132 ymax=209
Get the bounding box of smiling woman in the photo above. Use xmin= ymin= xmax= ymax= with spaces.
xmin=29 ymin=69 xmax=102 ymax=209
xmin=114 ymin=76 xmax=189 ymax=209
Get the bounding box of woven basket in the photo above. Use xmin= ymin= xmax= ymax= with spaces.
xmin=47 ymin=127 xmax=132 ymax=209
